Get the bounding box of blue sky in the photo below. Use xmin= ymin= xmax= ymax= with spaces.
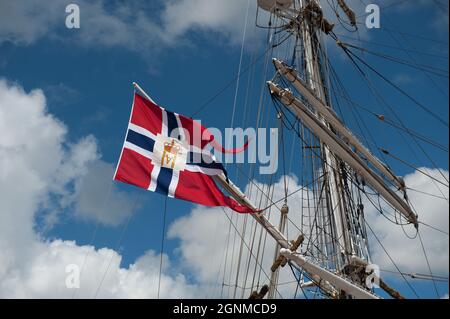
xmin=0 ymin=0 xmax=448 ymax=299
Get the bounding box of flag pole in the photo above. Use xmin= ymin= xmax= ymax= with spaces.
xmin=133 ymin=82 xmax=157 ymax=104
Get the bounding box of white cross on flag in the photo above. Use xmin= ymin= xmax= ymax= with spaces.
xmin=114 ymin=84 xmax=254 ymax=214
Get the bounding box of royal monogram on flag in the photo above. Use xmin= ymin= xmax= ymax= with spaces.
xmin=113 ymin=85 xmax=254 ymax=213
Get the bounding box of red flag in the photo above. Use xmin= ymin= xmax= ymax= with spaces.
xmin=114 ymin=88 xmax=254 ymax=214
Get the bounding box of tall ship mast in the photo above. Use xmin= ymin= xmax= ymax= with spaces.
xmin=211 ymin=0 xmax=442 ymax=299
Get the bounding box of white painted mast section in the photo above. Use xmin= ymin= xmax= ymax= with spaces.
xmin=214 ymin=175 xmax=290 ymax=247
xmin=267 ymin=82 xmax=419 ymax=227
xmin=213 ymin=174 xmax=379 ymax=299
xmin=272 ymin=58 xmax=406 ymax=191
xmin=298 ymin=0 xmax=352 ymax=262
xmin=268 ymin=203 xmax=288 ymax=299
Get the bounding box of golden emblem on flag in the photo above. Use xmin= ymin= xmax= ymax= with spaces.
xmin=162 ymin=139 xmax=182 ymax=169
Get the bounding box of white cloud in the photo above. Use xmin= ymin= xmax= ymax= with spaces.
xmin=169 ymin=169 xmax=449 ymax=298
xmin=168 ymin=175 xmax=313 ymax=299
xmin=168 ymin=206 xmax=301 ymax=299
xmin=0 ymin=240 xmax=197 ymax=298
xmin=366 ymin=168 xmax=449 ymax=275
xmin=0 ymin=1 xmax=62 ymax=45
xmin=0 ymin=79 xmax=196 ymax=298
xmin=162 ymin=0 xmax=257 ymax=44
xmin=72 ymin=160 xmax=138 ymax=226
xmin=0 ymin=0 xmax=256 ymax=51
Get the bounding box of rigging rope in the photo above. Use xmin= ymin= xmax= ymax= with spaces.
xmin=337 ymin=21 xmax=448 ymax=45
xmin=332 ymin=38 xmax=450 ymax=189
xmin=292 ymin=57 xmax=449 ymax=153
xmin=72 ymin=180 xmax=114 ymax=299
xmin=380 ymin=148 xmax=449 ymax=188
xmin=419 ymin=221 xmax=449 ymax=236
xmin=342 ymin=41 xmax=449 ymax=128
xmin=224 ymin=4 xmax=252 ymax=296
xmin=288 ymin=262 xmax=308 ymax=299
xmin=229 ymin=0 xmax=251 ymax=147
xmin=340 ymin=42 xmax=448 ymax=77
xmin=333 ymin=33 xmax=449 ymax=60
xmin=157 ymin=197 xmax=168 ymax=299
xmin=346 ymin=1 xmax=450 ymax=101
xmin=418 ymin=231 xmax=440 ymax=297
xmin=190 ymin=44 xmax=271 ymax=118
xmin=221 ymin=207 xmax=284 ymax=299
xmin=362 ymin=216 xmax=420 ymax=298
xmin=94 ymin=193 xmax=140 ymax=298
xmin=382 ymin=269 xmax=449 ymax=282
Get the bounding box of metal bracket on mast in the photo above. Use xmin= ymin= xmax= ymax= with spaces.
xmin=249 ymin=285 xmax=269 ymax=299
xmin=271 ymin=233 xmax=305 ymax=272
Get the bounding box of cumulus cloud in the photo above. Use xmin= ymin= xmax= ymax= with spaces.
xmin=366 ymin=168 xmax=449 ymax=275
xmin=72 ymin=161 xmax=139 ymax=226
xmin=0 ymin=240 xmax=197 ymax=298
xmin=168 ymin=175 xmax=316 ymax=299
xmin=0 ymin=239 xmax=197 ymax=298
xmin=0 ymin=79 xmax=196 ymax=298
xmin=0 ymin=1 xmax=62 ymax=45
xmin=169 ymin=169 xmax=449 ymax=298
xmin=162 ymin=0 xmax=257 ymax=44
xmin=168 ymin=206 xmax=300 ymax=299
xmin=0 ymin=0 xmax=256 ymax=51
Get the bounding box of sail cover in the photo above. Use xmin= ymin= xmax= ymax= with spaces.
xmin=114 ymin=87 xmax=254 ymax=214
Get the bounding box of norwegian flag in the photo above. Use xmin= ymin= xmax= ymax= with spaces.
xmin=113 ymin=85 xmax=254 ymax=213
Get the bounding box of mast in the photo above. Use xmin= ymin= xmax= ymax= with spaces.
xmin=252 ymin=0 xmax=402 ymax=298
xmin=267 ymin=201 xmax=289 ymax=299
xmin=297 ymin=0 xmax=354 ymax=271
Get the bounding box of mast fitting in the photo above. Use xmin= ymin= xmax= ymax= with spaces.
xmin=336 ymin=0 xmax=357 ymax=28
xmin=271 ymin=233 xmax=304 ymax=272
xmin=249 ymin=285 xmax=269 ymax=299
xmin=303 ymin=1 xmax=335 ymax=34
